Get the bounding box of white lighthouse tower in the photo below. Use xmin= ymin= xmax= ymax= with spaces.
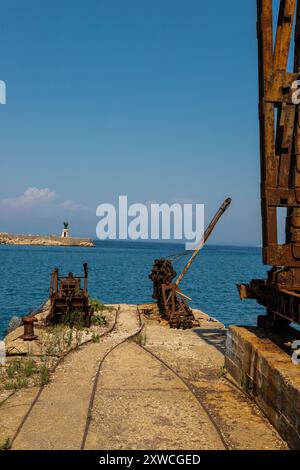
xmin=61 ymin=221 xmax=70 ymax=238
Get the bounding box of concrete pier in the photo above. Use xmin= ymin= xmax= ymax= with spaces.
xmin=1 ymin=307 xmax=287 ymax=450
xmin=225 ymin=325 xmax=300 ymax=449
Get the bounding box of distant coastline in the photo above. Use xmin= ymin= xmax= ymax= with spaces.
xmin=0 ymin=232 xmax=94 ymax=247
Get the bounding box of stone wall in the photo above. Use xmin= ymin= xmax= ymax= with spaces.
xmin=225 ymin=326 xmax=300 ymax=449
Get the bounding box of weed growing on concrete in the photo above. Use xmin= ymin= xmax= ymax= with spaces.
xmin=91 ymin=314 xmax=106 ymax=327
xmin=62 ymin=310 xmax=86 ymax=329
xmin=3 ymin=376 xmax=28 ymax=390
xmin=23 ymin=358 xmax=37 ymax=377
xmin=16 ymin=376 xmax=29 ymax=389
xmin=91 ymin=333 xmax=100 ymax=343
xmin=0 ymin=437 xmax=11 ymax=450
xmin=3 ymin=381 xmax=15 ymax=390
xmin=64 ymin=329 xmax=73 ymax=348
xmin=218 ymin=366 xmax=227 ymax=378
xmin=89 ymin=298 xmax=105 ymax=311
xmin=39 ymin=364 xmax=50 ymax=385
xmin=6 ymin=359 xmax=22 ymax=379
xmin=1 ymin=304 xmax=114 ymax=393
xmin=133 ymin=331 xmax=147 ymax=346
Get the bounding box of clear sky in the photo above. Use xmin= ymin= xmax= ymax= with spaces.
xmin=0 ymin=0 xmax=263 ymax=245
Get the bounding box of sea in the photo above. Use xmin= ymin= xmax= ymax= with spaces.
xmin=0 ymin=241 xmax=268 ymax=339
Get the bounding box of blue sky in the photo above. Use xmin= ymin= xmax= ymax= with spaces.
xmin=0 ymin=0 xmax=262 ymax=245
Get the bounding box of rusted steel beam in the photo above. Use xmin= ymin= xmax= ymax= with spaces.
xmin=83 ymin=262 xmax=88 ymax=296
xmin=257 ymin=0 xmax=277 ymax=253
xmin=238 ymin=280 xmax=300 ymax=325
xmin=175 ymin=197 xmax=231 ymax=288
xmin=257 ymin=0 xmax=300 ymax=269
xmin=273 ymin=0 xmax=296 ymax=72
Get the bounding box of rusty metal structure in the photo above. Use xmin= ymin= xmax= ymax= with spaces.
xmin=150 ymin=258 xmax=195 ymax=328
xmin=20 ymin=315 xmax=38 ymax=341
xmin=47 ymin=263 xmax=93 ymax=327
xmin=238 ymin=0 xmax=300 ymax=327
xmin=150 ymin=198 xmax=232 ymax=328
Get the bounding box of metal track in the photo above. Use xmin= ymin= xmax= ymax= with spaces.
xmin=9 ymin=307 xmax=229 ymax=451
xmin=9 ymin=306 xmax=120 ymax=448
xmin=81 ymin=307 xmax=229 ymax=451
xmin=136 ymin=343 xmax=229 ymax=450
xmin=134 ymin=310 xmax=229 ymax=451
xmin=80 ymin=307 xmax=144 ymax=449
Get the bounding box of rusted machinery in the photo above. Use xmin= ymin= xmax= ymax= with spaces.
xmin=149 ymin=198 xmax=232 ymax=328
xmin=47 ymin=263 xmax=93 ymax=327
xmin=20 ymin=315 xmax=38 ymax=341
xmin=150 ymin=258 xmax=194 ymax=328
xmin=238 ymin=0 xmax=300 ymax=328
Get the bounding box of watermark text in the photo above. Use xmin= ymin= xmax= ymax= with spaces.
xmin=0 ymin=80 xmax=6 ymax=104
xmin=96 ymin=196 xmax=204 ymax=250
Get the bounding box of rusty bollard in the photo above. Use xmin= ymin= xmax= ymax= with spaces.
xmin=20 ymin=316 xmax=38 ymax=341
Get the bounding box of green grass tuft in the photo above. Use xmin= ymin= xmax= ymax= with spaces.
xmin=0 ymin=437 xmax=11 ymax=450
xmin=39 ymin=364 xmax=50 ymax=385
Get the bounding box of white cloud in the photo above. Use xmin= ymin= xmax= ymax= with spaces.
xmin=0 ymin=187 xmax=56 ymax=208
xmin=0 ymin=187 xmax=92 ymax=215
xmin=0 ymin=187 xmax=95 ymax=236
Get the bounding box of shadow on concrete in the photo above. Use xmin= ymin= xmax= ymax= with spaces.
xmin=243 ymin=325 xmax=300 ymax=356
xmin=192 ymin=328 xmax=227 ymax=355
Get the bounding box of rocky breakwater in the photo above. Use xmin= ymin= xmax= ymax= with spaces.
xmin=0 ymin=232 xmax=94 ymax=247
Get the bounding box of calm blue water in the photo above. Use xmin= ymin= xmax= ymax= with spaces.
xmin=0 ymin=241 xmax=268 ymax=339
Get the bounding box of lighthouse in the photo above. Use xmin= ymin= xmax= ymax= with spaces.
xmin=61 ymin=221 xmax=70 ymax=238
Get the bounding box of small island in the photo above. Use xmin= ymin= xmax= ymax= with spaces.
xmin=0 ymin=222 xmax=94 ymax=247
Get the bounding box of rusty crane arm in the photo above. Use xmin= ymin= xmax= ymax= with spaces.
xmin=175 ymin=197 xmax=232 ymax=288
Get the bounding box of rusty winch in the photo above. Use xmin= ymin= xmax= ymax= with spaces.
xmin=47 ymin=263 xmax=94 ymax=327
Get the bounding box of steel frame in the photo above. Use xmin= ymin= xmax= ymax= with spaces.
xmin=240 ymin=0 xmax=300 ymax=326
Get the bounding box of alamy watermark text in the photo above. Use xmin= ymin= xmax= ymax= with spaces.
xmin=96 ymin=196 xmax=204 ymax=250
